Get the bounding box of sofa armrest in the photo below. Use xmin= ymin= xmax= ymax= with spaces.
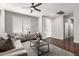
xmin=0 ymin=47 xmax=27 ymax=56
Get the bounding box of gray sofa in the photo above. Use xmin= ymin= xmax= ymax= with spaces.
xmin=12 ymin=32 xmax=37 ymax=42
xmin=0 ymin=33 xmax=28 ymax=56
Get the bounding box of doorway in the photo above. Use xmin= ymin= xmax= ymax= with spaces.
xmin=64 ymin=16 xmax=74 ymax=41
xmin=64 ymin=13 xmax=74 ymax=51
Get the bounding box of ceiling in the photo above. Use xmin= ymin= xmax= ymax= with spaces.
xmin=1 ymin=3 xmax=79 ymax=17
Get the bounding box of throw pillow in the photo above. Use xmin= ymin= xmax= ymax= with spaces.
xmin=0 ymin=33 xmax=15 ymax=52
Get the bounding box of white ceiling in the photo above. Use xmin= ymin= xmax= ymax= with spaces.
xmin=1 ymin=3 xmax=79 ymax=17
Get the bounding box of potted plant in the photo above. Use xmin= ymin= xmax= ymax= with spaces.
xmin=36 ymin=33 xmax=42 ymax=44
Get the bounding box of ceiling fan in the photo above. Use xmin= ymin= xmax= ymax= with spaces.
xmin=23 ymin=3 xmax=42 ymax=13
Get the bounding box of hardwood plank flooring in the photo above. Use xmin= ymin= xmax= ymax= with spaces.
xmin=45 ymin=37 xmax=79 ymax=56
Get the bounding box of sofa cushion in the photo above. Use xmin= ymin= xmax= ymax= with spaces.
xmin=0 ymin=33 xmax=15 ymax=52
xmin=0 ymin=38 xmax=15 ymax=52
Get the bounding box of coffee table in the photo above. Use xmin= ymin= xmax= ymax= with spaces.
xmin=30 ymin=39 xmax=49 ymax=56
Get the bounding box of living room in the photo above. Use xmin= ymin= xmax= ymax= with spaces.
xmin=0 ymin=3 xmax=79 ymax=56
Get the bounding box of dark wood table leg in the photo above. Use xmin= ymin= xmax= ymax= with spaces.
xmin=38 ymin=44 xmax=49 ymax=56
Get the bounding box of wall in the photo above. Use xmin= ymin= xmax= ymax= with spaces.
xmin=0 ymin=9 xmax=5 ymax=33
xmin=74 ymin=8 xmax=79 ymax=43
xmin=42 ymin=16 xmax=64 ymax=39
xmin=0 ymin=10 xmax=3 ymax=33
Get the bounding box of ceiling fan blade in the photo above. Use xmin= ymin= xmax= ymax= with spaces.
xmin=31 ymin=10 xmax=33 ymax=13
xmin=34 ymin=7 xmax=41 ymax=12
xmin=34 ymin=3 xmax=42 ymax=7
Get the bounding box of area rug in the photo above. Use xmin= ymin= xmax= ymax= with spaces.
xmin=22 ymin=41 xmax=75 ymax=56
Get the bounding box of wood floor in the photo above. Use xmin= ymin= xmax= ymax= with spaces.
xmin=45 ymin=37 xmax=79 ymax=56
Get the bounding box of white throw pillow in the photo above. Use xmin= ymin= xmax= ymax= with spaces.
xmin=11 ymin=38 xmax=23 ymax=49
xmin=0 ymin=33 xmax=8 ymax=40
